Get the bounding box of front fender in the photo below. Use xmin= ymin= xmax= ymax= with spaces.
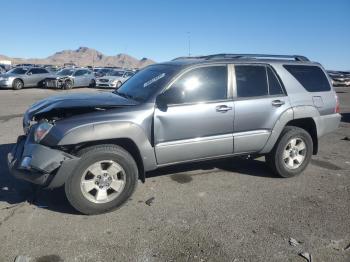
xmin=58 ymin=121 xmax=157 ymax=171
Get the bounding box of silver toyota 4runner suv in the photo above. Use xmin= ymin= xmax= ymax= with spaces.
xmin=8 ymin=54 xmax=341 ymax=215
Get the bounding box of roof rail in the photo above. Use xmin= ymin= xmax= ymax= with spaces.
xmin=172 ymin=54 xmax=309 ymax=62
xmin=172 ymin=56 xmax=205 ymax=61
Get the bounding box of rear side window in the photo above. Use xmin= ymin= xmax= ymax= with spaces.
xmin=235 ymin=65 xmax=268 ymax=97
xmin=284 ymin=65 xmax=331 ymax=92
xmin=37 ymin=68 xmax=49 ymax=74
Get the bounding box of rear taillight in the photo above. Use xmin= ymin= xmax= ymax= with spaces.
xmin=335 ymin=94 xmax=340 ymax=113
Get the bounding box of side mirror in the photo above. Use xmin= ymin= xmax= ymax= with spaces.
xmin=155 ymin=92 xmax=169 ymax=110
xmin=27 ymin=71 xmax=32 ymax=75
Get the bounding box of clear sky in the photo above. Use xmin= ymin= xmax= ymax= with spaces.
xmin=1 ymin=0 xmax=349 ymax=70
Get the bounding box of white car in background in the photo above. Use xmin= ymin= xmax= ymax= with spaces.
xmin=96 ymin=70 xmax=135 ymax=89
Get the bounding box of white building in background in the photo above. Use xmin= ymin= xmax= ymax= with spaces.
xmin=0 ymin=60 xmax=12 ymax=65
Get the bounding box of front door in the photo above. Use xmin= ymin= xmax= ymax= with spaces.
xmin=73 ymin=70 xmax=85 ymax=87
xmin=154 ymin=65 xmax=234 ymax=165
xmin=26 ymin=68 xmax=42 ymax=86
xmin=232 ymin=64 xmax=291 ymax=153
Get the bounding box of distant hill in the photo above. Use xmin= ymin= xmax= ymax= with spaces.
xmin=0 ymin=47 xmax=155 ymax=68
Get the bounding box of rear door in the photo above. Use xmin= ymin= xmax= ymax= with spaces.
xmin=232 ymin=64 xmax=291 ymax=153
xmin=154 ymin=65 xmax=234 ymax=165
xmin=36 ymin=68 xmax=50 ymax=85
xmin=82 ymin=70 xmax=91 ymax=86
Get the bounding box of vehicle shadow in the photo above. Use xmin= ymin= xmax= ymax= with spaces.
xmin=0 ymin=143 xmax=78 ymax=214
xmin=341 ymin=113 xmax=350 ymax=123
xmin=1 ymin=142 xmax=276 ymax=215
xmin=147 ymin=156 xmax=277 ymax=179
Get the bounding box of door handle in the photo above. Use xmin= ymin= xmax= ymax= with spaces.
xmin=271 ymin=100 xmax=285 ymax=107
xmin=216 ymin=105 xmax=232 ymax=113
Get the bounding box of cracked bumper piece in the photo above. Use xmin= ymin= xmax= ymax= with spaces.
xmin=7 ymin=135 xmax=80 ymax=188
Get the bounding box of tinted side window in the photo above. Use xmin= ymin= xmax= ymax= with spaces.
xmin=284 ymin=65 xmax=331 ymax=92
xmin=38 ymin=68 xmax=49 ymax=74
xmin=267 ymin=67 xmax=284 ymax=95
xmin=30 ymin=68 xmax=41 ymax=74
xmin=235 ymin=65 xmax=268 ymax=97
xmin=169 ymin=66 xmax=227 ymax=104
xmin=74 ymin=70 xmax=85 ymax=76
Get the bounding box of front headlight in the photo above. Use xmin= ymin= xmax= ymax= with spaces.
xmin=0 ymin=77 xmax=8 ymax=81
xmin=34 ymin=121 xmax=53 ymax=143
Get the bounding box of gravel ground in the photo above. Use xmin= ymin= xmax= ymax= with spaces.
xmin=0 ymin=87 xmax=349 ymax=262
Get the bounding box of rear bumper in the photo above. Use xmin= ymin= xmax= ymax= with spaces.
xmin=7 ymin=135 xmax=80 ymax=188
xmin=314 ymin=113 xmax=341 ymax=138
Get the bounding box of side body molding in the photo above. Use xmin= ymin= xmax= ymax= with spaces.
xmin=58 ymin=121 xmax=158 ymax=172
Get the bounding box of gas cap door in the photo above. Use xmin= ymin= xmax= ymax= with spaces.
xmin=312 ymin=96 xmax=324 ymax=108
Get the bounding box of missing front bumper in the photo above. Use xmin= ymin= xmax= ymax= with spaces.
xmin=7 ymin=136 xmax=80 ymax=188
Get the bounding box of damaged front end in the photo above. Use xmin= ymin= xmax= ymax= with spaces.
xmin=45 ymin=76 xmax=73 ymax=89
xmin=7 ymin=132 xmax=80 ymax=188
xmin=9 ymin=91 xmax=138 ymax=189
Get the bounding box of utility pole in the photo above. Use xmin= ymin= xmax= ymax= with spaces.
xmin=187 ymin=32 xmax=191 ymax=57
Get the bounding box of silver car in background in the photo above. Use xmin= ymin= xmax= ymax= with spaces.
xmin=0 ymin=67 xmax=50 ymax=90
xmin=45 ymin=68 xmax=96 ymax=89
xmin=96 ymin=69 xmax=135 ymax=88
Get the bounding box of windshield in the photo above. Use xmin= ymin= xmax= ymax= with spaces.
xmin=57 ymin=69 xmax=74 ymax=76
xmin=115 ymin=65 xmax=178 ymax=102
xmin=8 ymin=68 xmax=28 ymax=74
xmin=107 ymin=70 xmax=124 ymax=77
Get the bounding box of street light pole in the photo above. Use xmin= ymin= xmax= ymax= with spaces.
xmin=187 ymin=32 xmax=191 ymax=57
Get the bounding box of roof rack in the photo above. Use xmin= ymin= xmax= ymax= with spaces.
xmin=172 ymin=54 xmax=309 ymax=62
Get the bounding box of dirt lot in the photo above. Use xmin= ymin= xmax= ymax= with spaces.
xmin=0 ymin=87 xmax=349 ymax=262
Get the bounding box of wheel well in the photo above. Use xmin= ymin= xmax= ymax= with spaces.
xmin=14 ymin=78 xmax=24 ymax=84
xmin=73 ymin=138 xmax=145 ymax=182
xmin=286 ymin=118 xmax=318 ymax=154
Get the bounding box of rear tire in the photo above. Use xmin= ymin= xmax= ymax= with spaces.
xmin=65 ymin=145 xmax=138 ymax=215
xmin=266 ymin=126 xmax=313 ymax=178
xmin=12 ymin=79 xmax=24 ymax=90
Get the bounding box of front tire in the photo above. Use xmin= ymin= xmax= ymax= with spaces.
xmin=89 ymin=79 xmax=96 ymax=88
xmin=12 ymin=79 xmax=24 ymax=90
xmin=65 ymin=145 xmax=138 ymax=215
xmin=64 ymin=80 xmax=73 ymax=89
xmin=266 ymin=126 xmax=313 ymax=178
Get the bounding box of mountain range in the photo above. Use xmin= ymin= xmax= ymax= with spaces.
xmin=0 ymin=47 xmax=155 ymax=68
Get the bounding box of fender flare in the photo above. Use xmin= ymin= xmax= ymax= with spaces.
xmin=260 ymin=106 xmax=320 ymax=154
xmin=58 ymin=121 xmax=157 ymax=172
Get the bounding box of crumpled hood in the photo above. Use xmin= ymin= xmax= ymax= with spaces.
xmin=25 ymin=91 xmax=138 ymax=120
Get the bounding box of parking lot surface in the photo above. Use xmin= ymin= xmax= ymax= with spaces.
xmin=0 ymin=87 xmax=349 ymax=262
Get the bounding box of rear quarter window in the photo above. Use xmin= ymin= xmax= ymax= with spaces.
xmin=284 ymin=65 xmax=331 ymax=92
